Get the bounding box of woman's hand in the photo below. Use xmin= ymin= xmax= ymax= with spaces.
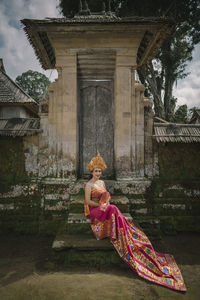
xmin=100 ymin=203 xmax=108 ymax=211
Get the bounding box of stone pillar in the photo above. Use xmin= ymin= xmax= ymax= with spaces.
xmin=144 ymin=98 xmax=154 ymax=177
xmin=57 ymin=52 xmax=77 ymax=178
xmin=135 ymin=83 xmax=145 ymax=177
xmin=131 ymin=70 xmax=136 ymax=177
xmin=47 ymin=80 xmax=57 ymax=176
xmin=43 ymin=52 xmax=77 ymax=179
xmin=114 ymin=52 xmax=136 ymax=179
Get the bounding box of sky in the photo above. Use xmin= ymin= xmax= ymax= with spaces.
xmin=0 ymin=0 xmax=199 ymax=109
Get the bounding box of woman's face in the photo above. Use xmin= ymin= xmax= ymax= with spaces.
xmin=92 ymin=168 xmax=102 ymax=180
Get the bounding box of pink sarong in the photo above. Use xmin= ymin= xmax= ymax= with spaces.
xmin=84 ymin=187 xmax=186 ymax=292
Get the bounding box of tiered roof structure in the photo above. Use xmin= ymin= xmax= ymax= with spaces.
xmin=0 ymin=59 xmax=40 ymax=136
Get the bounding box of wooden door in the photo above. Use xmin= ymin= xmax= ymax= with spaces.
xmin=78 ymin=80 xmax=114 ymax=178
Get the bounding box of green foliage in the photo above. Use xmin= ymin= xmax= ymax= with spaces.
xmin=170 ymin=105 xmax=200 ymax=124
xmin=15 ymin=70 xmax=50 ymax=103
xmin=188 ymin=106 xmax=200 ymax=120
xmin=58 ymin=0 xmax=119 ymax=17
xmin=173 ymin=104 xmax=188 ymax=123
xmin=134 ymin=0 xmax=200 ymax=120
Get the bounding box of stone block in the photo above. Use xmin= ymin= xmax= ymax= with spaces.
xmin=134 ymin=208 xmax=148 ymax=215
xmin=66 ymin=223 xmax=93 ymax=235
xmin=52 ymin=234 xmax=113 ymax=251
xmin=0 ymin=203 xmax=14 ymax=210
xmin=52 ymin=248 xmax=124 ymax=269
xmin=175 ymin=216 xmax=200 ymax=232
xmin=162 ymin=189 xmax=186 ymax=198
xmin=153 ymin=204 xmax=188 ymax=216
xmin=68 ymin=213 xmax=90 ymax=224
xmin=159 ymin=216 xmax=177 ymax=235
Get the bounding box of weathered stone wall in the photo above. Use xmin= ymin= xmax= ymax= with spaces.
xmin=0 ymin=137 xmax=27 ymax=192
xmin=0 ymin=137 xmax=199 ymax=236
xmin=149 ymin=142 xmax=200 ymax=235
xmin=157 ymin=143 xmax=200 ymax=181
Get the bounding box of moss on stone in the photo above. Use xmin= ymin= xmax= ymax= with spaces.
xmin=66 ymin=223 xmax=93 ymax=235
xmin=53 ymin=249 xmax=124 ymax=269
xmin=0 ymin=137 xmax=28 ymax=193
xmin=158 ymin=143 xmax=200 ymax=181
xmin=175 ymin=216 xmax=200 ymax=232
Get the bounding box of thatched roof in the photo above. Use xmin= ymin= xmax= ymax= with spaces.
xmin=0 ymin=118 xmax=41 ymax=137
xmin=0 ymin=59 xmax=6 ymax=73
xmin=0 ymin=65 xmax=38 ymax=115
xmin=154 ymin=123 xmax=200 ymax=143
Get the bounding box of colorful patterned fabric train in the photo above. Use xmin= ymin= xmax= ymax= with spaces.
xmin=84 ymin=186 xmax=186 ymax=292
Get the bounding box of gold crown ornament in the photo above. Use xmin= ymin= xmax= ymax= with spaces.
xmin=88 ymin=151 xmax=107 ymax=172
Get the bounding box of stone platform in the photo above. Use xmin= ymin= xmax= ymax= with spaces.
xmin=51 ymin=195 xmax=132 ymax=267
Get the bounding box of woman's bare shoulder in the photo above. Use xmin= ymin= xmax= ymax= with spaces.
xmin=99 ymin=180 xmax=106 ymax=187
xmin=85 ymin=181 xmax=92 ymax=190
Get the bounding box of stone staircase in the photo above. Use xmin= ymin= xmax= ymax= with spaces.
xmin=51 ymin=194 xmax=132 ymax=267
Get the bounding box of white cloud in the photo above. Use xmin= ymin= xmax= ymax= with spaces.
xmin=0 ymin=0 xmax=60 ymax=81
xmin=0 ymin=0 xmax=200 ymax=108
xmin=174 ymin=44 xmax=200 ymax=108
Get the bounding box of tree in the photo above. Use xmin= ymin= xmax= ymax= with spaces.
xmin=15 ymin=70 xmax=51 ymax=103
xmin=58 ymin=0 xmax=200 ymax=121
xmin=57 ymin=0 xmax=119 ymax=17
xmin=119 ymin=0 xmax=200 ymax=120
xmin=173 ymin=104 xmax=188 ymax=123
xmin=172 ymin=105 xmax=200 ymax=124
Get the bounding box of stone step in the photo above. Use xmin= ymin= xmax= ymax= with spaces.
xmin=51 ymin=233 xmax=124 ymax=268
xmin=53 ymin=211 xmax=133 ymax=250
xmin=52 ymin=234 xmax=113 ymax=251
xmin=65 ymin=213 xmax=132 ymax=235
xmin=68 ymin=212 xmax=133 ymax=223
xmin=69 ymin=194 xmax=130 ymax=213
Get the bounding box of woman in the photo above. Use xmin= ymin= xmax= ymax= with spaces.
xmin=84 ymin=152 xmax=186 ymax=292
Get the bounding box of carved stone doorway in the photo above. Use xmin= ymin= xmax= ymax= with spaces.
xmin=78 ymin=79 xmax=114 ymax=178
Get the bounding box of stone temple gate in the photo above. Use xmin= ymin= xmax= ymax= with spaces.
xmin=1 ymin=4 xmax=200 ymax=252
xmin=21 ymin=9 xmax=173 ymax=181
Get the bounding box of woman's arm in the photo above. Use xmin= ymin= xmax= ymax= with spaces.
xmin=101 ymin=180 xmax=110 ymax=204
xmin=102 ymin=180 xmax=106 ymax=189
xmin=85 ymin=183 xmax=101 ymax=207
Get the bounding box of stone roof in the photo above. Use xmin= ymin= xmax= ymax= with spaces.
xmin=153 ymin=123 xmax=200 ymax=143
xmin=0 ymin=66 xmax=38 ymax=115
xmin=22 ymin=15 xmax=173 ymax=25
xmin=0 ymin=118 xmax=41 ymax=137
xmin=21 ymin=15 xmax=174 ymax=69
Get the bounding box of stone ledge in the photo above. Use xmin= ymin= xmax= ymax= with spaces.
xmin=110 ymin=195 xmax=129 ymax=205
xmin=70 ymin=195 xmax=129 ymax=205
xmin=68 ymin=213 xmax=133 ymax=224
xmin=52 ymin=234 xmax=113 ymax=251
xmin=68 ymin=213 xmax=91 ymax=224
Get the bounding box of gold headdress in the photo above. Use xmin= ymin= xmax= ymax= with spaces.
xmin=88 ymin=151 xmax=107 ymax=171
